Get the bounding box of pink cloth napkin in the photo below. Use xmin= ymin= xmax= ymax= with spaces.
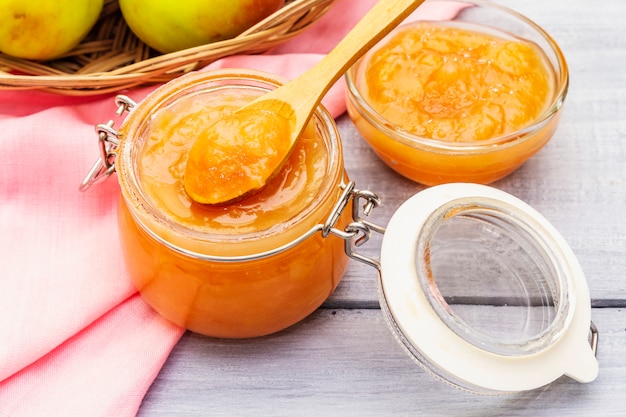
xmin=0 ymin=1 xmax=459 ymax=415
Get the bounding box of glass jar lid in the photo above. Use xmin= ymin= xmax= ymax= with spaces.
xmin=379 ymin=183 xmax=598 ymax=394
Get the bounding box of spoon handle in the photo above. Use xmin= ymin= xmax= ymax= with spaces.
xmin=291 ymin=0 xmax=425 ymax=118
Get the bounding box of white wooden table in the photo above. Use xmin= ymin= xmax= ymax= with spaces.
xmin=138 ymin=1 xmax=626 ymax=415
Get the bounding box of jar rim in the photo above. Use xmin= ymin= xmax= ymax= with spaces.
xmin=345 ymin=0 xmax=569 ymax=153
xmin=115 ymin=69 xmax=345 ymax=259
xmin=415 ymin=200 xmax=572 ymax=356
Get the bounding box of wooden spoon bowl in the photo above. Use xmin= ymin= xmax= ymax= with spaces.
xmin=184 ymin=0 xmax=426 ymax=205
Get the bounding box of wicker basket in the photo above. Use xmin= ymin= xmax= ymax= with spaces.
xmin=0 ymin=0 xmax=336 ymax=95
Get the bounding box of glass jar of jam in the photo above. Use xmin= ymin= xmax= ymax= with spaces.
xmin=82 ymin=69 xmax=359 ymax=338
xmin=82 ymin=68 xmax=597 ymax=394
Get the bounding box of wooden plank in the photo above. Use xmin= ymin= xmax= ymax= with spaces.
xmin=137 ymin=307 xmax=624 ymax=416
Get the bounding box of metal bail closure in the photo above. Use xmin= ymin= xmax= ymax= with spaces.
xmin=79 ymin=95 xmax=136 ymax=191
xmin=378 ymin=183 xmax=599 ymax=394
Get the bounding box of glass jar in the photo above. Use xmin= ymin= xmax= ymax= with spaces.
xmin=82 ymin=69 xmax=597 ymax=394
xmin=82 ymin=69 xmax=355 ymax=338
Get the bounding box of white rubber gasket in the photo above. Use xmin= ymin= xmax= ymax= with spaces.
xmin=379 ymin=183 xmax=598 ymax=393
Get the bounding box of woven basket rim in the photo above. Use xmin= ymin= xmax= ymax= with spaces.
xmin=0 ymin=0 xmax=336 ymax=95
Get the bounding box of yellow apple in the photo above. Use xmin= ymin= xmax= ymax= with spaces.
xmin=119 ymin=0 xmax=285 ymax=54
xmin=0 ymin=0 xmax=103 ymax=61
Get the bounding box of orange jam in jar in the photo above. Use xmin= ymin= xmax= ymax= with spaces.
xmin=346 ymin=1 xmax=568 ymax=185
xmin=364 ymin=23 xmax=553 ymax=142
xmin=114 ymin=70 xmax=352 ymax=338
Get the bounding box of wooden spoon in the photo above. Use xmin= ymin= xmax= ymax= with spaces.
xmin=184 ymin=0 xmax=425 ymax=205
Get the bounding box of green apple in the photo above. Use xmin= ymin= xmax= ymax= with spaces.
xmin=0 ymin=0 xmax=103 ymax=60
xmin=119 ymin=0 xmax=285 ymax=54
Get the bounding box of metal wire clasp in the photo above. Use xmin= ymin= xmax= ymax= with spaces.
xmin=79 ymin=95 xmax=136 ymax=191
xmin=324 ymin=181 xmax=386 ymax=270
xmin=589 ymin=321 xmax=599 ymax=357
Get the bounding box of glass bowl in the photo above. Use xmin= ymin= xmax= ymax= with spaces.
xmin=345 ymin=0 xmax=568 ymax=185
